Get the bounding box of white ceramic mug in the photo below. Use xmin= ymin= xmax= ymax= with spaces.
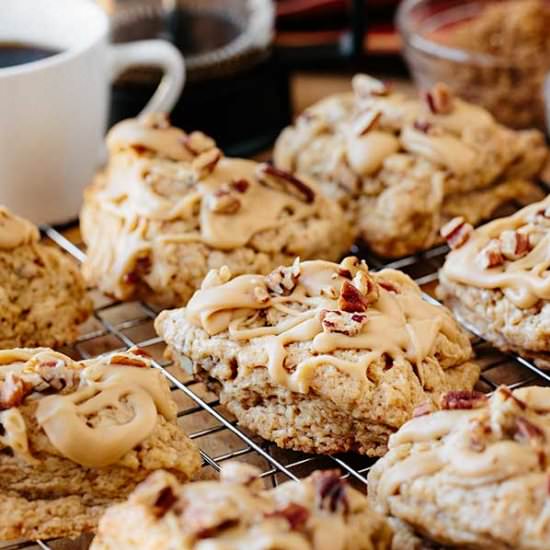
xmin=0 ymin=0 xmax=185 ymax=224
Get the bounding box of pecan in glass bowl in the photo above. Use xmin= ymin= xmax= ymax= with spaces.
xmin=396 ymin=0 xmax=550 ymax=130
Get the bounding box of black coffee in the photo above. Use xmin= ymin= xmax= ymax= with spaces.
xmin=0 ymin=42 xmax=61 ymax=69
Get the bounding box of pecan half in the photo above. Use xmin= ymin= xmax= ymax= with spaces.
xmin=476 ymin=239 xmax=504 ymax=269
xmin=267 ymin=503 xmax=310 ymax=530
xmin=500 ymin=230 xmax=532 ymax=261
xmin=0 ymin=374 xmax=32 ymax=410
xmin=441 ymin=390 xmax=488 ymax=410
xmin=256 ymin=164 xmax=315 ymax=204
xmin=313 ymin=470 xmax=349 ymax=514
xmin=440 ymin=217 xmax=473 ymax=249
xmin=208 ymin=189 xmax=241 ymax=215
xmin=192 ymin=148 xmax=222 ymax=178
xmin=110 ymin=354 xmax=148 ymax=368
xmin=266 ymin=258 xmax=301 ymax=296
xmin=352 ymin=110 xmax=382 ymax=136
xmin=425 ymin=83 xmax=453 ymax=115
xmin=320 ymin=309 xmax=367 ymax=336
xmin=152 ymin=486 xmax=178 ymax=518
xmin=352 ymin=74 xmax=390 ymax=97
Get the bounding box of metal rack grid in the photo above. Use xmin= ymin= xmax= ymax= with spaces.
xmin=5 ymin=225 xmax=550 ymax=550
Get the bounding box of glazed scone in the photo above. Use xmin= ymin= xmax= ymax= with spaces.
xmin=368 ymin=386 xmax=550 ymax=549
xmin=0 ymin=206 xmax=91 ymax=348
xmin=438 ymin=197 xmax=550 ymax=368
xmin=0 ymin=347 xmax=201 ymax=542
xmin=155 ymin=256 xmax=480 ymax=457
xmin=81 ymin=114 xmax=354 ymax=307
xmin=274 ymin=75 xmax=548 ymax=257
xmin=92 ymin=463 xmax=393 ymax=550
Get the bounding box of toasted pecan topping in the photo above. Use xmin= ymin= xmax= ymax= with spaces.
xmin=352 ymin=271 xmax=379 ymax=304
xmin=267 ymin=503 xmax=310 ymax=530
xmin=320 ymin=309 xmax=367 ymax=336
xmin=352 ymin=110 xmax=382 ymax=136
xmin=440 ymin=217 xmax=473 ymax=249
xmin=425 ymin=83 xmax=454 ymax=115
xmin=477 ymin=239 xmax=504 ymax=269
xmin=266 ymin=258 xmax=301 ymax=296
xmin=338 ymin=280 xmax=371 ymax=313
xmin=257 ymin=164 xmax=315 ymax=204
xmin=231 ymin=179 xmax=250 ymax=194
xmin=208 ymin=189 xmax=241 ymax=215
xmin=0 ymin=373 xmax=33 ymax=410
xmin=498 ymin=386 xmax=527 ymax=410
xmin=500 ymin=230 xmax=532 ymax=261
xmin=313 ymin=470 xmax=349 ymax=514
xmin=192 ymin=148 xmax=222 ymax=178
xmin=352 ymin=74 xmax=390 ymax=97
xmin=441 ymin=390 xmax=488 ymax=410
xmin=182 ymin=131 xmax=216 ymax=155
xmin=153 ymin=486 xmax=178 ymax=518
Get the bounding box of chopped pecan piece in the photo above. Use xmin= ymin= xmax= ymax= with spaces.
xmin=231 ymin=179 xmax=250 ymax=193
xmin=352 ymin=271 xmax=379 ymax=304
xmin=182 ymin=131 xmax=216 ymax=155
xmin=338 ymin=280 xmax=371 ymax=313
xmin=352 ymin=110 xmax=382 ymax=136
xmin=498 ymin=386 xmax=527 ymax=410
xmin=500 ymin=230 xmax=532 ymax=261
xmin=441 ymin=390 xmax=488 ymax=410
xmin=192 ymin=148 xmax=222 ymax=178
xmin=515 ymin=417 xmax=546 ymax=443
xmin=0 ymin=373 xmax=32 ymax=410
xmin=267 ymin=503 xmax=310 ymax=530
xmin=476 ymin=239 xmax=504 ymax=269
xmin=425 ymin=83 xmax=454 ymax=115
xmin=440 ymin=217 xmax=473 ymax=249
xmin=152 ymin=486 xmax=178 ymax=518
xmin=36 ymin=364 xmax=78 ymax=392
xmin=256 ymin=164 xmax=315 ymax=204
xmin=266 ymin=258 xmax=301 ymax=296
xmin=352 ymin=74 xmax=390 ymax=97
xmin=208 ymin=189 xmax=241 ymax=215
xmin=313 ymin=470 xmax=349 ymax=514
xmin=110 ymin=354 xmax=149 ymax=368
xmin=320 ymin=309 xmax=367 ymax=336
xmin=337 ymin=257 xmax=361 ymax=280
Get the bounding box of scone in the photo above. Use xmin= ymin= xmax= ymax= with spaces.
xmin=81 ymin=114 xmax=354 ymax=307
xmin=91 ymin=463 xmax=393 ymax=550
xmin=274 ymin=75 xmax=548 ymax=257
xmin=438 ymin=197 xmax=550 ymax=368
xmin=368 ymin=386 xmax=550 ymax=549
xmin=0 ymin=347 xmax=201 ymax=542
xmin=0 ymin=206 xmax=91 ymax=348
xmin=155 ymin=256 xmax=480 ymax=457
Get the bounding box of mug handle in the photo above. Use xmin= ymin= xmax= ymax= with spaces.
xmin=109 ymin=40 xmax=186 ymax=115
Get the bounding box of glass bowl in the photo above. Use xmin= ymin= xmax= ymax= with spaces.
xmin=396 ymin=0 xmax=550 ymax=130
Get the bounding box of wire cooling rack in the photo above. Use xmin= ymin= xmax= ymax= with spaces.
xmin=5 ymin=226 xmax=550 ymax=550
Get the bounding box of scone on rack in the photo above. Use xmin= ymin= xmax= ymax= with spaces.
xmin=0 ymin=205 xmax=91 ymax=348
xmin=81 ymin=114 xmax=354 ymax=308
xmin=368 ymin=386 xmax=550 ymax=549
xmin=274 ymin=75 xmax=548 ymax=257
xmin=0 ymin=347 xmax=201 ymax=542
xmin=91 ymin=463 xmax=393 ymax=550
xmin=438 ymin=197 xmax=550 ymax=368
xmin=155 ymin=256 xmax=480 ymax=457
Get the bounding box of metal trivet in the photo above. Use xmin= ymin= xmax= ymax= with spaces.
xmin=5 ymin=225 xmax=550 ymax=550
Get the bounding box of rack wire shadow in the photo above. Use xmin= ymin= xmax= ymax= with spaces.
xmin=5 ymin=225 xmax=550 ymax=550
